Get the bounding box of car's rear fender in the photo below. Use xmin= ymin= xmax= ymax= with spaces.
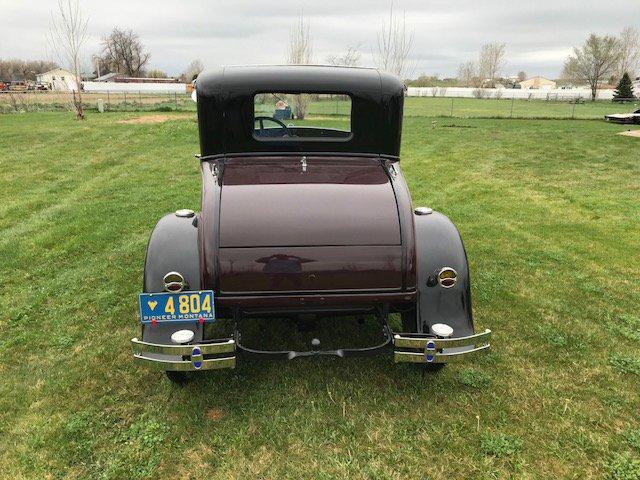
xmin=141 ymin=212 xmax=204 ymax=345
xmin=411 ymin=210 xmax=474 ymax=337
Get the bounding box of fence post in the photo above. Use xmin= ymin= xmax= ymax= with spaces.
xmin=572 ymin=98 xmax=577 ymax=119
xmin=124 ymin=91 xmax=127 ymax=103
xmin=450 ymin=97 xmax=454 ymax=117
xmin=510 ymin=96 xmax=514 ymax=118
xmin=107 ymin=90 xmax=110 ymax=109
xmin=138 ymin=90 xmax=142 ymax=105
xmin=175 ymin=91 xmax=178 ymax=108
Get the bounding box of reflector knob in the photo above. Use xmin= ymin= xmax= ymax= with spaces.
xmin=175 ymin=209 xmax=195 ymax=218
xmin=431 ymin=323 xmax=454 ymax=338
xmin=171 ymin=329 xmax=195 ymax=344
xmin=414 ymin=207 xmax=433 ymax=215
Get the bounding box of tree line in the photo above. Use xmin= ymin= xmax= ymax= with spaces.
xmin=0 ymin=60 xmax=59 ymax=82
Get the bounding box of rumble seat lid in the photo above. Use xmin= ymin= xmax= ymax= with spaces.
xmin=218 ymin=157 xmax=401 ymax=247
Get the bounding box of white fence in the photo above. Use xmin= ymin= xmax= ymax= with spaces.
xmin=82 ymin=81 xmax=187 ymax=94
xmin=407 ymin=86 xmax=615 ymax=101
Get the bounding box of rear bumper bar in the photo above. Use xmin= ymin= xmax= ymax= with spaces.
xmin=393 ymin=329 xmax=492 ymax=364
xmin=131 ymin=329 xmax=491 ymax=370
xmin=131 ymin=338 xmax=236 ymax=371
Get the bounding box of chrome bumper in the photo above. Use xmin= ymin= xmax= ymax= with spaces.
xmin=131 ymin=338 xmax=236 ymax=371
xmin=393 ymin=329 xmax=491 ymax=364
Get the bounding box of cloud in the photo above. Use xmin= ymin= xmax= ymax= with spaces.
xmin=0 ymin=0 xmax=638 ymax=77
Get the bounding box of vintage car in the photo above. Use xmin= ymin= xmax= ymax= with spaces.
xmin=131 ymin=65 xmax=491 ymax=382
xmin=605 ymin=109 xmax=640 ymax=124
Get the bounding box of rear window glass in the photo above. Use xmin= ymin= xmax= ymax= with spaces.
xmin=253 ymin=93 xmax=351 ymax=141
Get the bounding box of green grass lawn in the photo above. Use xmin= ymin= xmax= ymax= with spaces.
xmin=0 ymin=112 xmax=639 ymax=479
xmin=404 ymin=96 xmax=640 ymax=119
xmin=253 ymin=96 xmax=640 ymax=120
xmin=6 ymin=92 xmax=638 ymax=120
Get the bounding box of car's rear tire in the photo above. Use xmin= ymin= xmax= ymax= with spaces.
xmin=165 ymin=371 xmax=189 ymax=384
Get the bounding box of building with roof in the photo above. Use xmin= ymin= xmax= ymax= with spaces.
xmin=35 ymin=68 xmax=78 ymax=91
xmin=519 ymin=76 xmax=557 ymax=90
xmin=93 ymin=72 xmax=179 ymax=83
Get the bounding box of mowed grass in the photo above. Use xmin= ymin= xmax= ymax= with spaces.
xmin=403 ymin=96 xmax=640 ymax=119
xmin=6 ymin=92 xmax=638 ymax=119
xmin=259 ymin=96 xmax=639 ymax=120
xmin=0 ymin=111 xmax=639 ymax=479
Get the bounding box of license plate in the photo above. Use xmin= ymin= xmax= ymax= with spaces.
xmin=139 ymin=291 xmax=215 ymax=324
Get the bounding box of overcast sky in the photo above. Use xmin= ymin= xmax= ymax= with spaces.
xmin=1 ymin=0 xmax=638 ymax=78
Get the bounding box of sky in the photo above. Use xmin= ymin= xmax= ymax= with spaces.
xmin=1 ymin=0 xmax=638 ymax=78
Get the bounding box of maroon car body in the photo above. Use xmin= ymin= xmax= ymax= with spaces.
xmin=131 ymin=66 xmax=491 ymax=381
xmin=204 ymin=156 xmax=412 ymax=300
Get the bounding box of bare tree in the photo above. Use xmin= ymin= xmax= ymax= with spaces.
xmin=617 ymin=26 xmax=640 ymax=80
xmin=457 ymin=60 xmax=482 ymax=88
xmin=478 ymin=42 xmax=506 ymax=86
xmin=287 ymin=12 xmax=313 ymax=119
xmin=563 ymin=34 xmax=620 ymax=101
xmin=48 ymin=0 xmax=88 ymax=119
xmin=100 ymin=28 xmax=150 ymax=77
xmin=375 ymin=3 xmax=414 ymax=78
xmin=517 ymin=70 xmax=527 ymax=82
xmin=0 ymin=59 xmax=58 ymax=82
xmin=182 ymin=59 xmax=204 ymax=82
xmin=326 ymin=45 xmax=361 ymax=67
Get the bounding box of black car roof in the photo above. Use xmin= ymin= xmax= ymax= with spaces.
xmin=196 ymin=65 xmax=405 ymax=158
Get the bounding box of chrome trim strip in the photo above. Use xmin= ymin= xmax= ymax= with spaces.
xmin=394 ymin=351 xmax=428 ymax=363
xmin=131 ymin=338 xmax=235 ymax=356
xmin=429 ymin=344 xmax=491 ymax=362
xmin=394 ymin=345 xmax=490 ymax=364
xmin=394 ymin=329 xmax=491 ymax=349
xmin=133 ymin=354 xmax=236 ymax=371
xmin=393 ymin=335 xmax=429 ymax=349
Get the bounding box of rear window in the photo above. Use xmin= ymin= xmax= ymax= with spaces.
xmin=253 ymin=93 xmax=352 ymax=141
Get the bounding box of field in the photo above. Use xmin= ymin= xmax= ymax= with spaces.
xmin=3 ymin=90 xmax=639 ymax=119
xmin=0 ymin=111 xmax=639 ymax=479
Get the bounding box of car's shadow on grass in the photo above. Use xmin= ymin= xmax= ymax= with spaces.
xmin=163 ymin=316 xmax=457 ymax=409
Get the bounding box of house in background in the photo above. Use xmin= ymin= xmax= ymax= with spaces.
xmin=634 ymin=77 xmax=640 ymax=97
xmin=36 ymin=68 xmax=78 ymax=91
xmin=519 ymin=76 xmax=557 ymax=90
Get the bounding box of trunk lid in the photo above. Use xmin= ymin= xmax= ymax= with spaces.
xmin=219 ymin=157 xmax=401 ymax=247
xmin=217 ymin=156 xmax=403 ymax=294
